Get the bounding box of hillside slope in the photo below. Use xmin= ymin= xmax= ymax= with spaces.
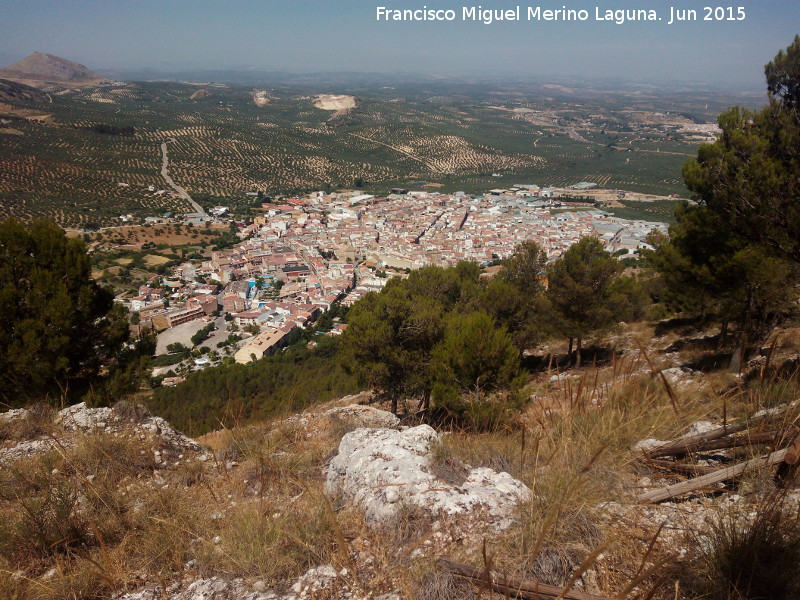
xmin=3 ymin=322 xmax=800 ymax=599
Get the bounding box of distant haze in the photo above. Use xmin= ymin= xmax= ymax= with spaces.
xmin=0 ymin=0 xmax=796 ymax=89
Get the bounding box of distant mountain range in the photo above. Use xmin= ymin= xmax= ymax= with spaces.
xmin=0 ymin=52 xmax=103 ymax=86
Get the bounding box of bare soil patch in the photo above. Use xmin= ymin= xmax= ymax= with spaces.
xmin=144 ymin=254 xmax=171 ymax=267
xmin=313 ymin=94 xmax=357 ymax=111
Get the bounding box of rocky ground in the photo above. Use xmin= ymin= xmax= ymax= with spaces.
xmin=3 ymin=323 xmax=800 ymax=599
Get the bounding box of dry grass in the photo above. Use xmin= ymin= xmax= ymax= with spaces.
xmin=0 ymin=403 xmax=56 ymax=442
xmin=681 ymin=490 xmax=800 ymax=599
xmin=430 ymin=350 xmax=740 ymax=596
xmin=4 ymin=324 xmax=800 ymax=599
xmin=0 ymin=411 xmax=357 ymax=599
xmin=209 ymin=490 xmax=338 ymax=580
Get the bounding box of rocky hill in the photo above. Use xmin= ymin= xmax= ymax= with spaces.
xmin=1 ymin=399 xmax=524 ymax=599
xmin=0 ymin=51 xmax=103 ymax=86
xmin=3 ymin=322 xmax=800 ymax=599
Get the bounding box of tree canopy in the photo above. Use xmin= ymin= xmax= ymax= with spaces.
xmin=431 ymin=311 xmax=519 ymax=404
xmin=340 ymin=257 xmax=547 ymax=418
xmin=682 ymin=35 xmax=800 ymax=262
xmin=766 ymin=34 xmax=800 ymax=109
xmin=546 ymin=237 xmax=637 ymax=367
xmin=0 ymin=219 xmax=129 ymax=404
xmin=498 ymin=240 xmax=547 ymax=297
xmin=652 ymin=37 xmax=800 ymax=368
xmin=340 ymin=265 xmax=473 ymax=413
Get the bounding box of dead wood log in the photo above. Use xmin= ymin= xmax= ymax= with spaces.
xmin=439 ymin=559 xmax=613 ymax=600
xmin=639 ymin=448 xmax=788 ymax=504
xmin=685 ymin=429 xmax=796 ymax=454
xmin=647 ymin=406 xmax=791 ymax=458
xmin=647 ymin=423 xmax=748 ymax=458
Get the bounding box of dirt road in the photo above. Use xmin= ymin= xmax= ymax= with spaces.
xmin=160 ymin=138 xmax=206 ymax=215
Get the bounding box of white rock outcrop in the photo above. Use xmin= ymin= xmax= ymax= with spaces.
xmin=290 ymin=565 xmax=339 ymax=596
xmin=0 ymin=439 xmax=61 ymax=463
xmin=1 ymin=402 xmax=202 ymax=464
xmin=325 ymin=425 xmax=530 ymax=529
xmin=56 ymin=403 xmax=201 ymax=452
xmin=324 ymin=405 xmax=400 ymax=429
xmin=633 ymin=438 xmax=665 ymax=453
xmin=0 ymin=408 xmax=30 ymax=423
xmin=660 ymin=366 xmax=703 ymax=389
xmin=116 ymin=577 xmax=276 ymax=600
xmin=58 ymin=402 xmax=114 ymax=430
xmin=313 ymin=94 xmax=356 ymax=111
xmin=116 ymin=566 xmax=356 ymax=600
xmin=252 ymin=90 xmax=270 ymax=107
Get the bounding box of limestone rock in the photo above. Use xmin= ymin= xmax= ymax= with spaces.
xmin=660 ymin=366 xmax=702 ymax=388
xmin=290 ymin=565 xmax=338 ymax=596
xmin=141 ymin=415 xmax=202 ymax=453
xmin=0 ymin=408 xmax=30 ymax=423
xmin=325 ymin=425 xmax=530 ymax=528
xmin=189 ymin=89 xmax=210 ymax=100
xmin=633 ymin=438 xmax=665 ymax=453
xmin=116 ymin=566 xmax=350 ymax=600
xmin=252 ymin=90 xmax=270 ymax=107
xmin=323 ymin=405 xmax=400 ymax=429
xmin=58 ymin=402 xmax=114 ymax=430
xmin=1 ymin=402 xmax=201 ymax=464
xmin=0 ymin=438 xmax=61 ymax=463
xmin=116 ymin=577 xmax=276 ymax=600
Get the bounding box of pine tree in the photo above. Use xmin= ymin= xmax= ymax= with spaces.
xmin=499 ymin=240 xmax=547 ymax=297
xmin=683 ymin=36 xmax=800 ymax=262
xmin=652 ymin=37 xmax=800 ymax=370
xmin=0 ymin=219 xmax=129 ymax=404
xmin=546 ymin=237 xmax=623 ymax=368
xmin=431 ymin=311 xmax=519 ymax=405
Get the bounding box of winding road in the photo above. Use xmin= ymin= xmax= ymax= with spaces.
xmin=160 ymin=138 xmax=206 ymax=215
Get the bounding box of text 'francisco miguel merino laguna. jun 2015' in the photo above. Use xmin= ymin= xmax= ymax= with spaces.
xmin=375 ymin=5 xmax=747 ymax=25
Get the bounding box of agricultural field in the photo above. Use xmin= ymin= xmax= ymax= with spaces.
xmin=604 ymin=199 xmax=686 ymax=224
xmin=0 ymin=76 xmax=758 ymax=228
xmin=86 ymin=223 xmax=227 ymax=246
xmin=83 ymin=223 xmax=225 ymax=292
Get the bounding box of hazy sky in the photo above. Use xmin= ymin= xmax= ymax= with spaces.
xmin=0 ymin=0 xmax=796 ymax=87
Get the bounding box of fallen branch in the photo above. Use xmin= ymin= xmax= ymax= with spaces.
xmin=647 ymin=406 xmax=791 ymax=458
xmin=439 ymin=559 xmax=613 ymax=600
xmin=639 ymin=448 xmax=788 ymax=504
xmin=700 ymin=429 xmax=794 ymax=451
xmin=659 ymin=429 xmax=796 ymax=456
xmin=646 ymin=424 xmax=746 ymax=458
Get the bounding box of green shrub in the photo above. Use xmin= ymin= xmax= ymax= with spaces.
xmin=152 ymin=353 xmax=185 ymax=367
xmin=431 ymin=387 xmax=527 ymax=432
